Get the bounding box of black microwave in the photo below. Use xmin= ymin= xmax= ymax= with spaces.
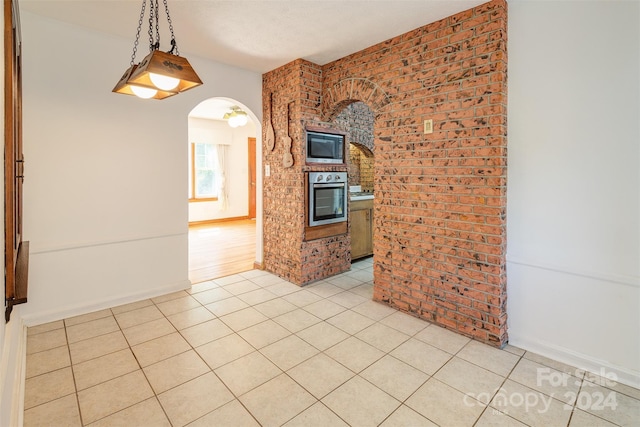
xmin=306 ymin=130 xmax=345 ymax=164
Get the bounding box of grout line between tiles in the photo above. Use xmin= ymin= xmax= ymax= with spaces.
xmin=469 ymin=349 xmax=525 ymax=427
xmin=65 ymin=318 xmax=85 ymax=427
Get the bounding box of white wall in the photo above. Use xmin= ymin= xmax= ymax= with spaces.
xmin=18 ymin=11 xmax=262 ymax=325
xmin=507 ymin=1 xmax=639 ymax=387
xmin=188 ymin=117 xmax=256 ymax=222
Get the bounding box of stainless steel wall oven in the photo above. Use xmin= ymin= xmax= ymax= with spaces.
xmin=308 ymin=172 xmax=348 ymax=227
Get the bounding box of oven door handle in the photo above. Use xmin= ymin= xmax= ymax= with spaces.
xmin=313 ymin=182 xmax=345 ymax=189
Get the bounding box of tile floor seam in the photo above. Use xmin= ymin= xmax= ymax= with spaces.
xmin=552 ymin=369 xmax=627 ymax=427
xmin=143 ymin=329 xmax=234 ymax=409
xmin=215 ymin=356 xmax=286 ymax=401
xmin=564 ymin=377 xmax=586 ymax=427
xmin=76 ymin=311 xmax=152 ymax=425
xmin=279 ymin=369 xmax=353 ymax=424
xmin=354 ymin=369 xmax=414 ymax=402
xmin=92 ymin=317 xmax=225 ymax=425
xmin=204 ymin=334 xmax=260 ymax=370
xmin=410 ymin=339 xmax=518 ymax=427
xmin=77 ymin=377 xmax=153 ymax=426
xmin=486 ymin=378 xmax=574 ymax=427
xmin=141 ymin=347 xmax=200 ymax=384
xmin=472 ymin=347 xmax=525 ymax=424
xmin=264 ymin=380 xmax=317 ymax=427
xmin=393 ymin=352 xmax=451 ymax=419
xmin=70 ymin=319 xmax=142 ymax=425
xmin=318 ymin=400 xmax=353 ymax=427
xmin=154 ymin=396 xmax=174 ymax=427
xmin=64 ymin=322 xmax=85 ymax=426
xmin=23 ymin=370 xmax=77 ymax=408
xmin=589 ymin=378 xmax=640 ymax=401
xmin=506 ymin=373 xmax=583 ymax=405
xmin=371 ymin=351 xmax=433 ymax=399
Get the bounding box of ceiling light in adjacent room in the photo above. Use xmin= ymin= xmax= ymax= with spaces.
xmin=224 ymin=106 xmax=249 ymax=128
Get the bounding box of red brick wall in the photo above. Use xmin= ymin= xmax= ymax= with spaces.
xmin=263 ymin=0 xmax=508 ymax=346
xmin=261 ymin=61 xmax=307 ymax=284
xmin=262 ymin=60 xmax=352 ymax=284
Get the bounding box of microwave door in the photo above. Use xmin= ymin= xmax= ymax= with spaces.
xmin=307 ymin=131 xmax=344 ymax=164
xmin=310 ymin=139 xmax=334 ymax=159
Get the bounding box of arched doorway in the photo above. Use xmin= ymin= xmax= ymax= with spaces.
xmin=332 ymin=101 xmax=376 ymax=261
xmin=187 ymin=98 xmax=262 ymax=282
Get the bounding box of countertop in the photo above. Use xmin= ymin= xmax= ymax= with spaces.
xmin=350 ymin=192 xmax=374 ymax=201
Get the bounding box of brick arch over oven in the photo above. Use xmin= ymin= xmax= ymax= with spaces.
xmin=321 ymin=77 xmax=391 ymax=123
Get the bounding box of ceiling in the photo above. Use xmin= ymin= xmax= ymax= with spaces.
xmin=20 ymin=0 xmax=486 ymax=74
xmin=20 ymin=0 xmax=486 ymax=120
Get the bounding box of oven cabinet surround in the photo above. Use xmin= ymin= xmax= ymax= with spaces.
xmin=263 ymin=0 xmax=509 ymax=347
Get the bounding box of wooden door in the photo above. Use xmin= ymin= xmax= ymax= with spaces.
xmin=248 ymin=137 xmax=256 ymax=219
xmin=5 ymin=0 xmax=28 ymax=322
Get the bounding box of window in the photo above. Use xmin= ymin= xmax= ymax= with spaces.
xmin=190 ymin=142 xmax=218 ymax=201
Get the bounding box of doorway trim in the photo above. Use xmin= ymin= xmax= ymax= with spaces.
xmin=248 ymin=137 xmax=256 ymax=220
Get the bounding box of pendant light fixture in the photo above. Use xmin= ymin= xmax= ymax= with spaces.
xmin=223 ymin=106 xmax=249 ymax=128
xmin=113 ymin=0 xmax=202 ymax=100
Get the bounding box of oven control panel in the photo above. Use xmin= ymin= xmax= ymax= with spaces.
xmin=314 ymin=173 xmax=343 ymax=183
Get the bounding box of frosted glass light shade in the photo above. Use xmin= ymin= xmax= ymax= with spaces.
xmin=112 ymin=64 xmax=177 ymax=100
xmin=131 ymin=85 xmax=158 ymax=99
xmin=149 ymin=73 xmax=180 ymax=91
xmin=228 ymin=114 xmax=248 ymax=128
xmin=224 ymin=106 xmax=249 ymax=128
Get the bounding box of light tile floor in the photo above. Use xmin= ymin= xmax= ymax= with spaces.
xmin=24 ymin=258 xmax=640 ymax=426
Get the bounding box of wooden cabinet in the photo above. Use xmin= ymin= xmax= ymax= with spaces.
xmin=350 ymin=198 xmax=373 ymax=260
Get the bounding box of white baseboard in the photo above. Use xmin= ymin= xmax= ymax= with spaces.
xmin=509 ymin=335 xmax=640 ymax=390
xmin=20 ymin=279 xmax=192 ymax=327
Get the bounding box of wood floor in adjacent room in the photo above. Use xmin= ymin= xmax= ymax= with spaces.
xmin=188 ymin=219 xmax=257 ymax=284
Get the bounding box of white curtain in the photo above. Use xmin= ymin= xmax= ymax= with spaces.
xmin=215 ymin=144 xmax=229 ymax=210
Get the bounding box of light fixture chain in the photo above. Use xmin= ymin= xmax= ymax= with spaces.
xmin=154 ymin=0 xmax=160 ymax=49
xmin=162 ymin=0 xmax=179 ymax=55
xmin=130 ymin=0 xmax=147 ymax=65
xmin=147 ymin=0 xmax=156 ymax=50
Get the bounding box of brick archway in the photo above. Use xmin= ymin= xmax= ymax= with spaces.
xmin=321 ymin=77 xmax=391 ymax=122
xmin=264 ymin=0 xmax=509 ymax=348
